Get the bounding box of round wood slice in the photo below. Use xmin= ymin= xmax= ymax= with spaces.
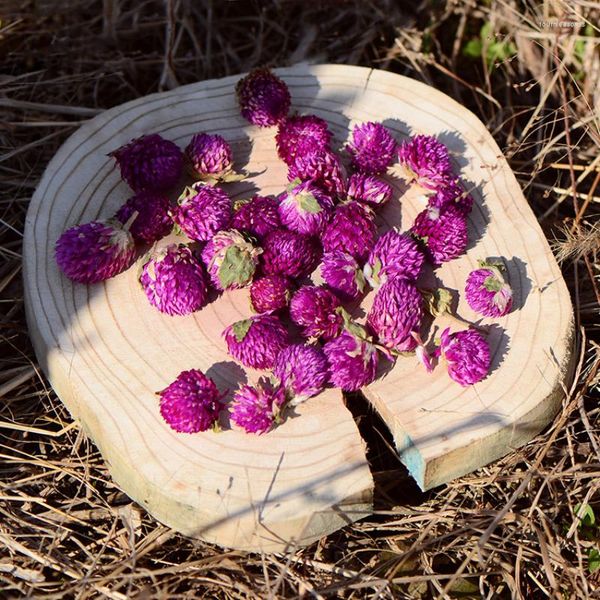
xmin=23 ymin=64 xmax=575 ymax=552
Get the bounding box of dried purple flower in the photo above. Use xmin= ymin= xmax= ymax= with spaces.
xmin=230 ymin=377 xmax=286 ymax=435
xmin=465 ymin=261 xmax=513 ymax=317
xmin=274 ymin=344 xmax=329 ymax=403
xmin=438 ymin=328 xmax=491 ymax=386
xmin=55 ymin=217 xmax=136 ymax=284
xmin=346 ymin=121 xmax=397 ymax=175
xmin=172 ymin=183 xmax=231 ymax=242
xmin=276 ymin=114 xmax=333 ymax=165
xmin=250 ymin=274 xmax=293 ymax=313
xmin=184 ymin=132 xmax=236 ymax=182
xmin=140 ymin=244 xmax=208 ymax=316
xmin=158 ymin=369 xmax=223 ymax=433
xmin=231 ymin=195 xmax=281 ymax=241
xmin=396 ymin=134 xmax=453 ymax=191
xmin=287 ymin=148 xmax=346 ymax=197
xmin=346 ymin=173 xmax=393 ymax=209
xmin=223 ymin=314 xmax=289 ymax=369
xmin=426 ymin=178 xmax=473 ymax=216
xmin=115 ymin=191 xmax=172 ymax=244
xmin=364 ymin=229 xmax=425 ymax=288
xmin=278 ymin=179 xmax=334 ymax=235
xmin=289 ymin=285 xmax=343 ymax=340
xmin=109 ymin=134 xmax=183 ymax=192
xmin=411 ymin=205 xmax=468 ymax=265
xmin=321 ymin=201 xmax=376 ymax=262
xmin=260 ymin=229 xmax=321 ymax=279
xmin=367 ymin=278 xmax=423 ymax=349
xmin=236 ymin=68 xmax=291 ymax=127
xmin=320 ymin=251 xmax=366 ymax=301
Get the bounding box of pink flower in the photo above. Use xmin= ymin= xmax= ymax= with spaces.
xmin=230 ymin=378 xmax=286 ymax=434
xmin=250 ymin=274 xmax=293 ymax=313
xmin=346 ymin=122 xmax=397 ymax=175
xmin=115 ymin=191 xmax=172 ymax=244
xmin=438 ymin=328 xmax=490 ymax=386
xmin=346 ymin=173 xmax=393 ymax=208
xmin=320 ymin=251 xmax=367 ymax=301
xmin=184 ymin=132 xmax=233 ymax=181
xmin=231 ymin=195 xmax=281 ymax=241
xmin=274 ymin=344 xmax=329 ymax=403
xmin=260 ymin=229 xmax=321 ymax=278
xmin=278 ymin=180 xmax=334 ymax=235
xmin=289 ymin=285 xmax=343 ymax=340
xmin=236 ymin=68 xmax=291 ymax=127
xmin=465 ymin=263 xmax=513 ymax=317
xmin=276 ymin=114 xmax=333 ymax=165
xmin=396 ymin=134 xmax=453 ymax=190
xmin=426 ymin=178 xmax=473 ymax=216
xmin=287 ymin=148 xmax=346 ymax=197
xmin=158 ymin=369 xmax=224 ymax=433
xmin=322 ymin=201 xmax=376 ymax=262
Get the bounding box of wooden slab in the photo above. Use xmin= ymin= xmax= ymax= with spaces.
xmin=23 ymin=64 xmax=574 ymax=551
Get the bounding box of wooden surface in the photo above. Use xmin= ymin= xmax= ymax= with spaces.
xmin=23 ymin=64 xmax=574 ymax=551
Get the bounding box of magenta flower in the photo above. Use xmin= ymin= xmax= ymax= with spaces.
xmin=322 ymin=201 xmax=376 ymax=262
xmin=231 ymin=195 xmax=281 ymax=241
xmin=223 ymin=314 xmax=289 ymax=369
xmin=115 ymin=191 xmax=172 ymax=244
xmin=465 ymin=262 xmax=513 ymax=317
xmin=426 ymin=178 xmax=474 ymax=216
xmin=411 ymin=205 xmax=468 ymax=265
xmin=276 ymin=114 xmax=333 ymax=165
xmin=364 ymin=229 xmax=425 ymax=288
xmin=172 ymin=183 xmax=231 ymax=242
xmin=55 ymin=218 xmax=136 ymax=284
xmin=396 ymin=134 xmax=453 ymax=190
xmin=274 ymin=344 xmax=329 ymax=403
xmin=438 ymin=328 xmax=491 ymax=386
xmin=346 ymin=173 xmax=393 ymax=208
xmin=250 ymin=274 xmax=293 ymax=313
xmin=320 ymin=251 xmax=366 ymax=301
xmin=236 ymin=68 xmax=291 ymax=127
xmin=230 ymin=378 xmax=286 ymax=435
xmin=346 ymin=121 xmax=397 ymax=175
xmin=323 ymin=325 xmax=379 ymax=391
xmin=184 ymin=132 xmax=234 ymax=181
xmin=158 ymin=369 xmax=224 ymax=433
xmin=289 ymin=285 xmax=343 ymax=340
xmin=109 ymin=134 xmax=183 ymax=192
xmin=287 ymin=148 xmax=346 ymax=197
xmin=278 ymin=179 xmax=334 ymax=235
xmin=140 ymin=244 xmax=208 ymax=316
xmin=260 ymin=229 xmax=321 ymax=279
xmin=201 ymin=230 xmax=261 ymax=290
xmin=367 ymin=278 xmax=423 ymax=349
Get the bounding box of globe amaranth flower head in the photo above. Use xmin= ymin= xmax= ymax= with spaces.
xmin=411 ymin=204 xmax=468 ymax=266
xmin=287 ymin=148 xmax=346 ymax=198
xmin=274 ymin=344 xmax=329 ymax=404
xmin=289 ymin=285 xmax=343 ymax=341
xmin=322 ymin=201 xmax=376 ymax=262
xmin=437 ymin=327 xmax=491 ymax=386
xmin=250 ymin=274 xmax=293 ymax=313
xmin=184 ymin=132 xmax=236 ymax=182
xmin=276 ymin=114 xmax=333 ymax=165
xmin=236 ymin=67 xmax=291 ymax=127
xmin=346 ymin=121 xmax=397 ymax=175
xmin=346 ymin=173 xmax=393 ymax=209
xmin=55 ymin=216 xmax=136 ymax=284
xmin=115 ymin=191 xmax=172 ymax=244
xmin=465 ymin=260 xmax=513 ymax=318
xmin=230 ymin=377 xmax=286 ymax=435
xmin=395 ymin=134 xmax=453 ymax=191
xmin=172 ymin=183 xmax=231 ymax=242
xmin=367 ymin=278 xmax=423 ymax=350
xmin=140 ymin=244 xmax=208 ymax=316
xmin=201 ymin=229 xmax=262 ymax=291
xmin=223 ymin=314 xmax=289 ymax=369
xmin=278 ymin=179 xmax=334 ymax=236
xmin=320 ymin=251 xmax=367 ymax=301
xmin=109 ymin=134 xmax=183 ymax=192
xmin=260 ymin=228 xmax=321 ymax=279
xmin=323 ymin=320 xmax=379 ymax=391
xmin=158 ymin=369 xmax=224 ymax=433
xmin=364 ymin=229 xmax=425 ymax=289
xmin=426 ymin=178 xmax=473 ymax=217
xmin=231 ymin=195 xmax=281 ymax=242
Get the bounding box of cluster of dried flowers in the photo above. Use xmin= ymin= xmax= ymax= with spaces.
xmin=55 ymin=68 xmax=514 ymax=436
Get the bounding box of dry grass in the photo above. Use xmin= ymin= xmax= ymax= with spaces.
xmin=1 ymin=0 xmax=600 ymax=597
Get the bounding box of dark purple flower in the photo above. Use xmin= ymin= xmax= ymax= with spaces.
xmin=426 ymin=178 xmax=473 ymax=216
xmin=109 ymin=134 xmax=183 ymax=192
xmin=274 ymin=344 xmax=329 ymax=403
xmin=236 ymin=68 xmax=291 ymax=127
xmin=346 ymin=121 xmax=397 ymax=175
xmin=320 ymin=251 xmax=366 ymax=301
xmin=230 ymin=378 xmax=286 ymax=434
xmin=250 ymin=274 xmax=293 ymax=313
xmin=287 ymin=148 xmax=346 ymax=197
xmin=260 ymin=229 xmax=321 ymax=278
xmin=184 ymin=132 xmax=233 ymax=181
xmin=465 ymin=263 xmax=513 ymax=317
xmin=396 ymin=134 xmax=453 ymax=190
xmin=346 ymin=173 xmax=393 ymax=208
xmin=231 ymin=195 xmax=281 ymax=241
xmin=278 ymin=180 xmax=334 ymax=235
xmin=289 ymin=285 xmax=343 ymax=340
xmin=115 ymin=191 xmax=172 ymax=244
xmin=276 ymin=114 xmax=333 ymax=165
xmin=438 ymin=328 xmax=490 ymax=386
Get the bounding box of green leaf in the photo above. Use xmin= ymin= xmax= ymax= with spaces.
xmin=480 ymin=21 xmax=493 ymax=41
xmin=218 ymin=245 xmax=255 ymax=289
xmin=575 ymin=503 xmax=596 ymax=528
xmin=588 ymin=548 xmax=600 ymax=573
xmin=297 ymin=192 xmax=322 ymax=214
xmin=422 ymin=287 xmax=453 ymax=317
xmin=463 ymin=38 xmax=482 ymax=59
xmin=231 ymin=318 xmax=252 ymax=343
xmin=483 ymin=275 xmax=503 ymax=292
